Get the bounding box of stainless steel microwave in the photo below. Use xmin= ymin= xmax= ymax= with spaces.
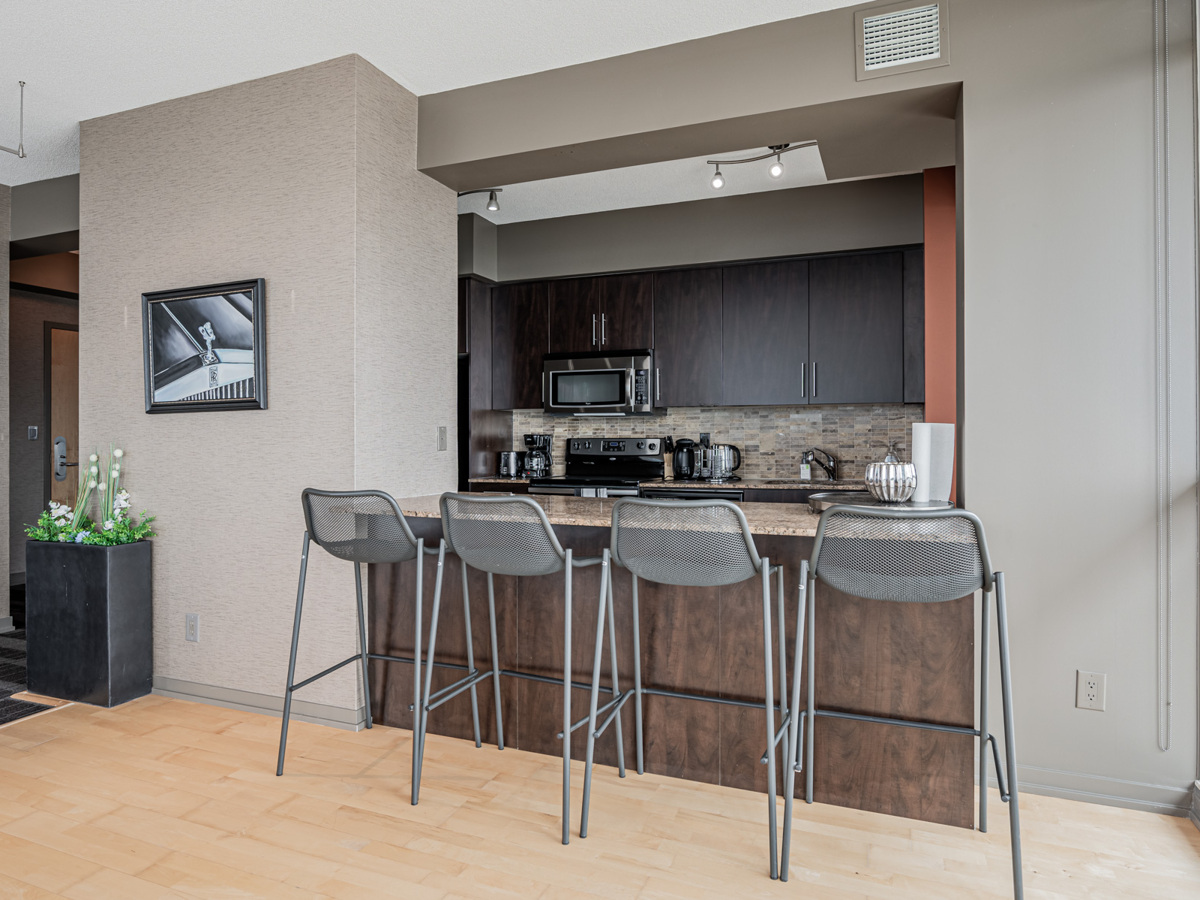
xmin=543 ymin=350 xmax=657 ymax=416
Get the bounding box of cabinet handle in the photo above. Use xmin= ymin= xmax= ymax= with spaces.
xmin=656 ymin=368 xmax=661 ymax=402
xmin=801 ymin=365 xmax=805 ymax=398
xmin=601 ymin=313 xmax=607 ymax=345
xmin=812 ymin=362 xmax=817 ymax=397
xmin=592 ymin=314 xmax=597 ymax=346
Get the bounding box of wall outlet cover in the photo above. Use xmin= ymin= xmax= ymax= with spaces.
xmin=1076 ymin=669 xmax=1106 ymax=711
xmin=185 ymin=613 xmax=199 ymax=643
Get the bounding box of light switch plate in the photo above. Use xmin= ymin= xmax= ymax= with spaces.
xmin=185 ymin=613 xmax=199 ymax=642
xmin=27 ymin=426 xmax=37 ymax=440
xmin=437 ymin=426 xmax=447 ymax=451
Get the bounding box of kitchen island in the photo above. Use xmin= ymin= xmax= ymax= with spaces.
xmin=368 ymin=494 xmax=975 ymax=828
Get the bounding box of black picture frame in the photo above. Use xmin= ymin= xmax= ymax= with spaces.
xmin=141 ymin=278 xmax=267 ymax=414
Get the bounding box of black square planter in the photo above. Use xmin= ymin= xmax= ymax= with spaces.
xmin=25 ymin=540 xmax=153 ymax=707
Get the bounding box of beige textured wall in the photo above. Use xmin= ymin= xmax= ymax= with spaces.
xmin=79 ymin=56 xmax=455 ymax=718
xmin=353 ymin=58 xmax=458 ymax=500
xmin=497 ymin=175 xmax=923 ymax=282
xmin=0 ymin=185 xmax=9 ymax=626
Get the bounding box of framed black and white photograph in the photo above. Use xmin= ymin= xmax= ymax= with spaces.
xmin=142 ymin=279 xmax=267 ymax=414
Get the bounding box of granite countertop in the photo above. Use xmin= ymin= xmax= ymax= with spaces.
xmin=469 ymin=476 xmax=864 ymax=492
xmin=397 ymin=493 xmax=821 ymax=537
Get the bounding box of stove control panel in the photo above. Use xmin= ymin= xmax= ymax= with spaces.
xmin=569 ymin=437 xmax=661 ymax=456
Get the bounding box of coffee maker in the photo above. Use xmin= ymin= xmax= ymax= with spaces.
xmin=523 ymin=433 xmax=553 ymax=478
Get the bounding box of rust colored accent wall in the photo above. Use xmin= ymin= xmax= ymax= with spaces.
xmin=9 ymin=253 xmax=79 ymax=294
xmin=923 ymin=167 xmax=956 ymax=499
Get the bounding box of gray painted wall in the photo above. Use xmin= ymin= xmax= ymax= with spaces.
xmin=11 ymin=174 xmax=79 ymax=240
xmin=495 ymin=175 xmax=923 ymax=282
xmin=458 ymin=213 xmax=498 ymax=280
xmin=8 ymin=290 xmax=78 ymax=576
xmin=78 ymin=56 xmax=456 ymax=721
xmin=416 ymin=0 xmax=1200 ymax=813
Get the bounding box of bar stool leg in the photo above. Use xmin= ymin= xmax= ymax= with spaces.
xmin=460 ymin=559 xmax=482 ymax=748
xmin=487 ymin=572 xmax=505 ymax=751
xmin=604 ymin=567 xmax=626 ymax=779
xmin=581 ymin=550 xmax=611 ymax=839
xmin=805 ymin=572 xmax=816 ymax=805
xmin=995 ymin=572 xmax=1024 ymax=900
xmin=979 ymin=584 xmax=991 ymax=833
xmin=760 ymin=557 xmax=779 ymax=880
xmin=411 ymin=539 xmax=424 ymax=805
xmin=631 ymin=573 xmax=645 ymax=776
xmin=354 ymin=562 xmax=372 ymax=730
xmin=413 ymin=540 xmax=447 ymax=805
xmin=562 ymin=548 xmax=573 ymax=845
xmin=781 ymin=567 xmax=808 ymax=882
xmin=277 ymin=532 xmax=311 ymax=776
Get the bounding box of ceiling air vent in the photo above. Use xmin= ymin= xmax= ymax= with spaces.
xmin=855 ymin=1 xmax=950 ymax=81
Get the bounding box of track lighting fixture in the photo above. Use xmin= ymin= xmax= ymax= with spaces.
xmin=457 ymin=187 xmax=504 ymax=213
xmin=1 ymin=81 xmax=27 ymax=159
xmin=705 ymin=141 xmax=816 ymax=188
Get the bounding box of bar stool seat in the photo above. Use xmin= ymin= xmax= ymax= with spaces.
xmin=787 ymin=505 xmax=1023 ymax=897
xmin=276 ymin=489 xmax=438 ymax=805
xmin=413 ymin=493 xmax=625 ymax=846
xmin=580 ymin=497 xmax=791 ymax=880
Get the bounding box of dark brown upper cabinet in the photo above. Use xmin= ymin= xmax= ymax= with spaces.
xmin=722 ymin=260 xmax=810 ymax=406
xmin=808 ymin=252 xmax=905 ymax=405
xmin=653 ymin=268 xmax=723 ymax=407
xmin=492 ymin=281 xmax=548 ymax=410
xmin=902 ymin=249 xmax=926 ymax=403
xmin=549 ymin=273 xmax=653 ymax=353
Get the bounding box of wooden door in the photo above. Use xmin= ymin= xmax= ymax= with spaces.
xmin=599 ymin=273 xmax=653 ymax=350
xmin=548 ymin=277 xmax=599 ymax=354
xmin=47 ymin=325 xmax=80 ymax=507
xmin=722 ymin=260 xmax=810 ymax=406
xmin=808 ymin=252 xmax=905 ymax=404
xmin=492 ymin=281 xmax=549 ymax=410
xmin=652 ymin=268 xmax=722 ymax=408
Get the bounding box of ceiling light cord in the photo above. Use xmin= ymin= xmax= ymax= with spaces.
xmin=1 ymin=81 xmax=27 ymax=159
xmin=458 ymin=187 xmax=503 ymax=212
xmin=705 ymin=141 xmax=815 ymax=188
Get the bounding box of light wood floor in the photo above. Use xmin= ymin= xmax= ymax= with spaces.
xmin=0 ymin=696 xmax=1196 ymax=898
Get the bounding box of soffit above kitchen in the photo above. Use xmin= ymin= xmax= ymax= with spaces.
xmin=0 ymin=0 xmax=865 ymax=186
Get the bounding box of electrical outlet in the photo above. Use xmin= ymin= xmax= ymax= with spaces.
xmin=1076 ymin=670 xmax=1105 ymax=711
xmin=437 ymin=426 xmax=448 ymax=451
xmin=185 ymin=613 xmax=199 ymax=643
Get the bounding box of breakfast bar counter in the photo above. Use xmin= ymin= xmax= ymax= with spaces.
xmin=368 ymin=494 xmax=976 ymax=829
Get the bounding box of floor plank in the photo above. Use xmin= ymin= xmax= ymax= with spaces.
xmin=0 ymin=695 xmax=1194 ymax=898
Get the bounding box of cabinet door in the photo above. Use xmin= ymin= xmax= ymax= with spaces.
xmin=599 ymin=273 xmax=653 ymax=350
xmin=652 ymin=268 xmax=722 ymax=407
xmin=548 ymin=277 xmax=600 ymax=353
xmin=722 ymin=260 xmax=809 ymax=406
xmin=903 ymin=249 xmax=925 ymax=403
xmin=492 ymin=281 xmax=549 ymax=410
xmin=809 ymin=252 xmax=904 ymax=404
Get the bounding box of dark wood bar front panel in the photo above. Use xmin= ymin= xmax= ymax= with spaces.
xmin=369 ymin=520 xmax=974 ymax=828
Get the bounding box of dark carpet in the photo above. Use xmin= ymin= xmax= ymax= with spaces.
xmin=0 ymin=629 xmax=51 ymax=725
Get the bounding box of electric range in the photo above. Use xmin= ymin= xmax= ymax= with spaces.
xmin=528 ymin=437 xmax=664 ymax=497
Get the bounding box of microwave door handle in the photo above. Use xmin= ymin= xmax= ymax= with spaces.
xmin=592 ymin=314 xmax=597 ymax=347
xmin=627 ymin=367 xmax=634 ymax=408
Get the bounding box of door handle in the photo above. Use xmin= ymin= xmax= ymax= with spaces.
xmin=592 ymin=314 xmax=597 ymax=346
xmin=54 ymin=435 xmax=77 ymax=481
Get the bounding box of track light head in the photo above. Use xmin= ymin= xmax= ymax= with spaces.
xmin=768 ymin=156 xmax=784 ymax=179
xmin=711 ymin=167 xmax=725 ymax=189
xmin=486 ymin=190 xmax=499 ymax=211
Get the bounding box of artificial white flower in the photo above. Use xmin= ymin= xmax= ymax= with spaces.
xmin=97 ymin=482 xmax=107 ymax=493
xmin=113 ymin=448 xmax=123 ymax=458
xmin=89 ymin=465 xmax=98 ymax=475
xmin=103 ymin=520 xmax=114 ymax=531
xmin=89 ymin=453 xmax=98 ymax=462
xmin=88 ymin=480 xmax=97 ymax=489
xmin=112 ymin=463 xmax=120 ymax=471
xmin=57 ymin=534 xmax=68 ymax=542
xmin=111 ymin=469 xmax=120 ymax=479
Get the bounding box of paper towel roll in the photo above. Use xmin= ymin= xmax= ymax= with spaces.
xmin=912 ymin=423 xmax=955 ymax=503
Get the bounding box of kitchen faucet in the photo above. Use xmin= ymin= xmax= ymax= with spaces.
xmin=802 ymin=448 xmax=838 ymax=481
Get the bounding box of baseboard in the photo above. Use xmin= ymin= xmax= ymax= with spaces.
xmin=990 ymin=764 xmax=1192 ymax=816
xmin=0 ymin=616 xmax=14 ymax=635
xmin=152 ymin=676 xmax=366 ymax=731
xmin=1190 ymin=781 xmax=1200 ymax=832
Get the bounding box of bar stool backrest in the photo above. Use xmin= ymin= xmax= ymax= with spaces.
xmin=301 ymin=488 xmax=420 ymax=564
xmin=440 ymin=493 xmax=567 ymax=577
xmin=610 ymin=497 xmax=762 ymax=587
xmin=810 ymin=506 xmax=994 ymax=603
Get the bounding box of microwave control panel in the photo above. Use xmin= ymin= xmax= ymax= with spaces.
xmin=633 ymin=369 xmax=649 ymax=406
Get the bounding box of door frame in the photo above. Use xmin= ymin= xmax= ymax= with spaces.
xmin=42 ymin=321 xmax=79 ymax=510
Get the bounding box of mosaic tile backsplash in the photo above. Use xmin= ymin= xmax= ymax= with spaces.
xmin=511 ymin=404 xmax=925 ymax=480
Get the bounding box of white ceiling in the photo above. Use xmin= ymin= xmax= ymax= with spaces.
xmin=0 ymin=1 xmax=863 ymax=187
xmin=461 ymin=144 xmax=829 ymax=224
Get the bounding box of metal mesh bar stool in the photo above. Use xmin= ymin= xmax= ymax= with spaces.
xmin=581 ymin=497 xmax=789 ymax=880
xmin=277 ymin=489 xmax=440 ymax=805
xmin=784 ymin=505 xmax=1022 ymax=898
xmin=413 ymin=493 xmax=624 ymax=846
